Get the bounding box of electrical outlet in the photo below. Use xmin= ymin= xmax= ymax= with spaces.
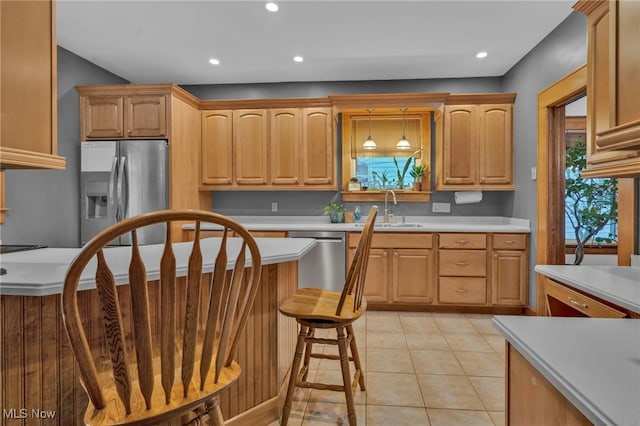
xmin=271 ymin=202 xmax=278 ymax=212
xmin=531 ymin=166 xmax=537 ymax=180
xmin=432 ymin=202 xmax=450 ymax=213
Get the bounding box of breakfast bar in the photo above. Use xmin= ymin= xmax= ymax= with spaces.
xmin=0 ymin=238 xmax=314 ymax=426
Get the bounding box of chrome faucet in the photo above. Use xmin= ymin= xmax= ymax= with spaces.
xmin=384 ymin=190 xmax=397 ymax=223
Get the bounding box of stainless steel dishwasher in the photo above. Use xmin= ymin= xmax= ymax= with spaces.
xmin=289 ymin=231 xmax=346 ymax=291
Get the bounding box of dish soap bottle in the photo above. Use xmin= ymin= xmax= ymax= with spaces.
xmin=354 ymin=205 xmax=361 ymax=221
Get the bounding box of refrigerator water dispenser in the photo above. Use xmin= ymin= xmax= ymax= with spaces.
xmin=85 ymin=181 xmax=108 ymax=219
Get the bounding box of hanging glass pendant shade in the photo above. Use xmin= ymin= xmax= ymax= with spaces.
xmin=396 ymin=108 xmax=411 ymax=150
xmin=362 ymin=109 xmax=377 ymax=150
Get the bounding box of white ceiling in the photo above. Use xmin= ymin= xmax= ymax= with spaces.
xmin=57 ymin=0 xmax=575 ymax=85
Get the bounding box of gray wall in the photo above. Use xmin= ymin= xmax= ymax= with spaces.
xmin=501 ymin=11 xmax=587 ymax=308
xmin=0 ymin=47 xmax=128 ymax=247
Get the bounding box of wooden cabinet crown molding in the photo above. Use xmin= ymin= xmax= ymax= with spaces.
xmin=444 ymin=93 xmax=517 ymax=105
xmin=328 ymin=92 xmax=450 ymax=110
xmin=199 ymin=97 xmax=331 ymax=110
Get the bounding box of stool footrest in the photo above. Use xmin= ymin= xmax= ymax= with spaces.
xmin=310 ymin=353 xmax=355 ymax=362
xmin=297 ymin=381 xmax=345 ymax=392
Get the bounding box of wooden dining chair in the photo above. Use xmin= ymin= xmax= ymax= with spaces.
xmin=62 ymin=209 xmax=262 ymax=425
xmin=279 ymin=206 xmax=378 ymax=426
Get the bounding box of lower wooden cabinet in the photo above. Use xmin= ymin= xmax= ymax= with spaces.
xmin=492 ymin=234 xmax=528 ymax=307
xmin=349 ymin=231 xmax=529 ymax=311
xmin=347 ymin=233 xmax=435 ymax=306
xmin=507 ymin=344 xmax=593 ymax=426
xmin=543 ymin=278 xmax=626 ymax=318
xmin=392 ymin=249 xmax=434 ymax=303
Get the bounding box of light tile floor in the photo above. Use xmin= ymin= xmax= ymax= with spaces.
xmin=271 ymin=311 xmax=507 ymax=426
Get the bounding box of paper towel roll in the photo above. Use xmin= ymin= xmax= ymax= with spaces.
xmin=454 ymin=191 xmax=483 ymax=204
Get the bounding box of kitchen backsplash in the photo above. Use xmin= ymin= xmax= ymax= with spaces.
xmin=209 ymin=190 xmax=511 ymax=217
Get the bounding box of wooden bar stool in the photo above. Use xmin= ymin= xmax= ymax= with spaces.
xmin=279 ymin=206 xmax=378 ymax=426
xmin=62 ymin=209 xmax=262 ymax=425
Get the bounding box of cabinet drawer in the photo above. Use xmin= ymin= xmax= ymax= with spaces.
xmin=348 ymin=232 xmax=433 ymax=249
xmin=438 ymin=250 xmax=487 ymax=276
xmin=438 ymin=278 xmax=487 ymax=305
xmin=493 ymin=234 xmax=527 ymax=250
xmin=439 ymin=233 xmax=486 ymax=249
xmin=544 ymin=279 xmax=626 ymax=318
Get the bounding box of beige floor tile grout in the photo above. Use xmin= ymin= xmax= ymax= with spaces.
xmin=282 ymin=312 xmax=504 ymax=425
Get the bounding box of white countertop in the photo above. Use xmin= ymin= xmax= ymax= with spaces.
xmin=493 ymin=316 xmax=640 ymax=426
xmin=0 ymin=237 xmax=315 ymax=296
xmin=184 ymin=215 xmax=531 ymax=233
xmin=535 ymin=264 xmax=640 ymax=314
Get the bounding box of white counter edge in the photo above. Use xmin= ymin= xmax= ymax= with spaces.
xmin=534 ymin=265 xmax=640 ymax=314
xmin=492 ymin=316 xmax=614 ymax=426
xmin=0 ymin=238 xmax=316 ymax=297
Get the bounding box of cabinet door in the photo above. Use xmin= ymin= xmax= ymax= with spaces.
xmin=201 ymin=110 xmax=233 ymax=185
xmin=360 ymin=248 xmax=389 ymax=303
xmin=479 ymin=104 xmax=513 ymax=186
xmin=578 ymin=0 xmax=640 ymax=175
xmin=392 ymin=249 xmax=433 ymax=303
xmin=442 ymin=105 xmax=478 ymax=186
xmin=125 ymin=95 xmax=167 ymax=138
xmin=302 ymin=108 xmax=335 ymax=187
xmin=233 ymin=109 xmax=268 ymax=185
xmin=491 ymin=250 xmax=527 ymax=306
xmin=270 ymin=108 xmax=300 ymax=185
xmin=0 ymin=0 xmax=65 ymax=169
xmin=591 ymin=0 xmax=640 ymax=153
xmin=82 ymin=95 xmax=125 ymax=139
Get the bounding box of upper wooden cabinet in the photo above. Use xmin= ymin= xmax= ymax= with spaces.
xmin=78 ymin=91 xmax=168 ymax=140
xmin=0 ymin=0 xmax=65 ymax=169
xmin=437 ymin=96 xmax=514 ymax=190
xmin=234 ymin=109 xmax=269 ymax=186
xmin=200 ymin=106 xmax=336 ymax=190
xmin=575 ymin=0 xmax=640 ymax=177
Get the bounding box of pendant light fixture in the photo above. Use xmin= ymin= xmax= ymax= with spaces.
xmin=362 ymin=109 xmax=377 ymax=150
xmin=396 ymin=108 xmax=411 ymax=150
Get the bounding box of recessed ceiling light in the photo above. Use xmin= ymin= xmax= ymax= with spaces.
xmin=265 ymin=2 xmax=278 ymax=12
xmin=293 ymin=56 xmax=304 ymax=63
xmin=476 ymin=51 xmax=488 ymax=59
xmin=209 ymin=58 xmax=220 ymax=65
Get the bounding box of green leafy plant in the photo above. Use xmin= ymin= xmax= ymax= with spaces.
xmin=409 ymin=164 xmax=427 ymax=180
xmin=393 ymin=149 xmax=422 ymax=189
xmin=323 ymin=202 xmax=346 ymax=223
xmin=372 ymin=170 xmax=390 ymax=188
xmin=565 ymin=137 xmax=618 ymax=264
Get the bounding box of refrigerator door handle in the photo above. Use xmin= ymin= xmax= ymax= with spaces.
xmin=108 ymin=156 xmax=118 ymax=222
xmin=116 ymin=156 xmax=126 ymax=222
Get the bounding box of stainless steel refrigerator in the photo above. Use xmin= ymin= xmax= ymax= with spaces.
xmin=80 ymin=140 xmax=168 ymax=246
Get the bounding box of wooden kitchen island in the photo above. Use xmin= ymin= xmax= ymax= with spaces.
xmin=0 ymin=238 xmax=314 ymax=426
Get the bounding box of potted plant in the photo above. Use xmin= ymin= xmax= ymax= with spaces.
xmin=323 ymin=202 xmax=346 ymax=223
xmin=565 ymin=137 xmax=618 ymax=264
xmin=393 ymin=149 xmax=422 ymax=189
xmin=409 ymin=164 xmax=427 ymax=191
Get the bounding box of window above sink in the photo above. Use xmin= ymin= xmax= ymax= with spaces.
xmin=340 ymin=108 xmax=435 ymax=203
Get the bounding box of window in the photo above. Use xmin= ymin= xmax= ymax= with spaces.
xmin=564 ymin=114 xmax=617 ymax=248
xmin=340 ymin=109 xmax=432 ymax=201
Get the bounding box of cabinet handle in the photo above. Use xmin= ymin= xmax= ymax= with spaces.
xmin=480 ymin=177 xmax=486 ymax=182
xmin=455 ymin=288 xmax=468 ymax=294
xmin=127 ymin=129 xmax=132 ymax=134
xmin=455 ymin=261 xmax=470 ymax=266
xmin=568 ymin=297 xmax=588 ymax=310
xmin=456 ymin=239 xmax=470 ymax=245
xmin=504 ymin=240 xmax=517 ymax=244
